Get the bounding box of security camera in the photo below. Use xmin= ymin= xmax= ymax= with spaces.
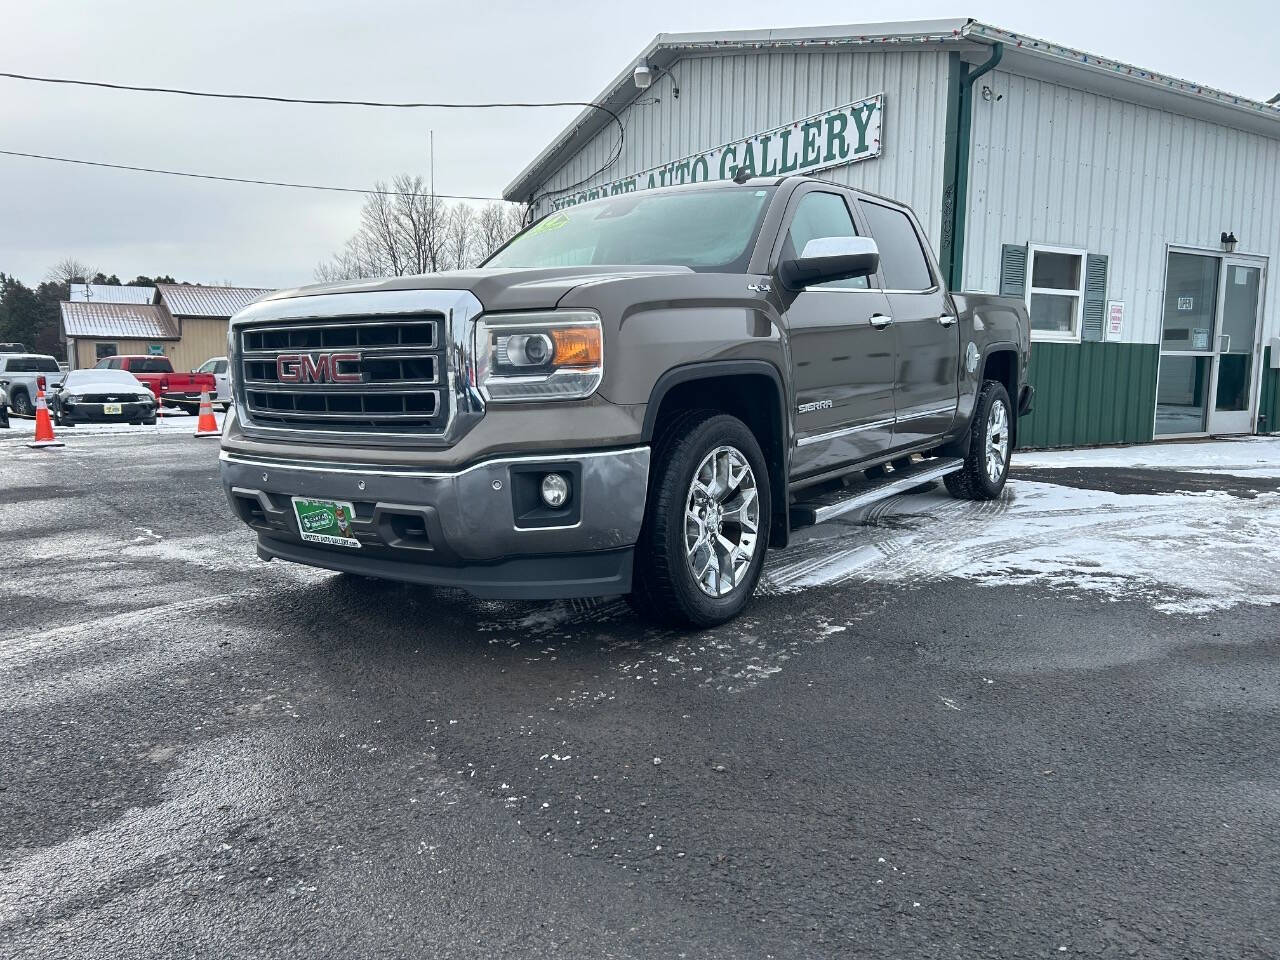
xmin=633 ymin=64 xmax=653 ymax=90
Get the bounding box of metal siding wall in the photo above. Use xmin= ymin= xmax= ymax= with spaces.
xmin=169 ymin=317 xmax=230 ymax=371
xmin=963 ymin=68 xmax=1280 ymax=348
xmin=535 ymin=49 xmax=953 ymax=248
xmin=76 ymin=338 xmax=171 ymax=367
xmin=71 ymin=326 xmax=226 ymax=373
xmin=1017 ymin=342 xmax=1159 ymax=448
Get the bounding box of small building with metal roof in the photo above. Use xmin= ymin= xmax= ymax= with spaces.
xmin=506 ymin=18 xmax=1280 ymax=447
xmin=68 ymin=283 xmax=158 ymax=304
xmin=61 ymin=283 xmax=273 ymax=372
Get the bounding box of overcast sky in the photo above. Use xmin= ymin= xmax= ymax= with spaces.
xmin=1 ymin=0 xmax=1275 ymax=288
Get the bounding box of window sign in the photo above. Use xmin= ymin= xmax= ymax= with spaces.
xmin=147 ymin=344 xmax=165 ymax=356
xmin=1191 ymin=328 xmax=1211 ymax=350
xmin=1178 ymin=297 xmax=1194 ymax=311
xmin=1106 ymin=300 xmax=1125 ymax=341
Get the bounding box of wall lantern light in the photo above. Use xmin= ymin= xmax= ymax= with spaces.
xmin=1221 ymin=231 xmax=1238 ymax=253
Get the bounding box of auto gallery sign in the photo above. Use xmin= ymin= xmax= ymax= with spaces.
xmin=550 ymin=93 xmax=884 ymax=210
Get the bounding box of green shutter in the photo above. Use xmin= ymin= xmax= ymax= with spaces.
xmin=999 ymin=244 xmax=1027 ymax=297
xmin=1082 ymin=254 xmax=1108 ymax=342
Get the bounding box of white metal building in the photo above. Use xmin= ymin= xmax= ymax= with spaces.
xmin=505 ymin=18 xmax=1280 ymax=447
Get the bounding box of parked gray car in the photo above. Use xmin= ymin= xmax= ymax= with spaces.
xmin=221 ymin=175 xmax=1033 ymax=626
xmin=0 ymin=353 xmax=64 ymax=417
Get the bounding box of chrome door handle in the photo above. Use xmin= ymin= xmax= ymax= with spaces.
xmin=938 ymin=315 xmax=958 ymax=328
xmin=869 ymin=314 xmax=894 ymax=330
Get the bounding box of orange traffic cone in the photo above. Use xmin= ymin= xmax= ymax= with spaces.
xmin=27 ymin=384 xmax=64 ymax=449
xmin=193 ymin=391 xmax=221 ymax=438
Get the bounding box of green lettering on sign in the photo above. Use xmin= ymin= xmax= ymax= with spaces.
xmin=549 ymin=93 xmax=885 ymax=211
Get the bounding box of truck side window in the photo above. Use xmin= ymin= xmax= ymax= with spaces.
xmin=858 ymin=201 xmax=934 ymax=291
xmin=783 ymin=192 xmax=868 ymax=290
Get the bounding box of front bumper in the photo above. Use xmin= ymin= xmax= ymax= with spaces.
xmin=219 ymin=445 xmax=650 ymax=599
xmin=60 ymin=401 xmax=155 ymax=423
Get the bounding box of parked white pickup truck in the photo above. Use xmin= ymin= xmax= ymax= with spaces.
xmin=0 ymin=353 xmax=64 ymax=417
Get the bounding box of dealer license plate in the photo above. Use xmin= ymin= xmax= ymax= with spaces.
xmin=103 ymin=403 xmax=122 ymax=415
xmin=291 ymin=497 xmax=360 ymax=548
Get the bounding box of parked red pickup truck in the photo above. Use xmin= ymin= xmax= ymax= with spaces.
xmin=94 ymin=355 xmax=217 ymax=414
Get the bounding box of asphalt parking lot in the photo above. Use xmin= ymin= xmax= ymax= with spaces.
xmin=2 ymin=423 xmax=1278 ymax=959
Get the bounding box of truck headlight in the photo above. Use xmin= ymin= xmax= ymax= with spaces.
xmin=474 ymin=310 xmax=603 ymax=402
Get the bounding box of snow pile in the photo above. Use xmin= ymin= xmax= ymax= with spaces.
xmin=766 ymin=477 xmax=1280 ymax=615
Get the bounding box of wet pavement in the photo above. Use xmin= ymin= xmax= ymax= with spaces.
xmin=2 ymin=429 xmax=1278 ymax=959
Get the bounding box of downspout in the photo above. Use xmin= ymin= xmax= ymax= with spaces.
xmin=943 ymin=40 xmax=1003 ymax=291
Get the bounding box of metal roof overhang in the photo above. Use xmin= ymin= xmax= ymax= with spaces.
xmin=504 ymin=18 xmax=1280 ymax=203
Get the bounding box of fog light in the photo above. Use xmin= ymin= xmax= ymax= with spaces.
xmin=540 ymin=473 xmax=570 ymax=508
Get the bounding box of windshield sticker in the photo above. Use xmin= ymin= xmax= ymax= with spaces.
xmin=527 ymin=211 xmax=571 ymax=237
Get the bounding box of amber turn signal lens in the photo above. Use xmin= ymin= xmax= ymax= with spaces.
xmin=550 ymin=326 xmax=602 ymax=367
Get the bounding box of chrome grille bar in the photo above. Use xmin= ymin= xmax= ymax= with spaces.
xmin=237 ymin=313 xmax=448 ymax=434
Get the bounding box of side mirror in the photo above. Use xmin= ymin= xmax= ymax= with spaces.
xmin=780 ymin=236 xmax=880 ymax=289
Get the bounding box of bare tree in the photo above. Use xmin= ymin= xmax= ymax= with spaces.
xmin=46 ymin=257 xmax=97 ymax=287
xmin=446 ymin=203 xmax=476 ymax=270
xmin=316 ymin=181 xmax=526 ymax=281
xmin=506 ymin=203 xmax=531 ymax=238
xmin=477 ymin=202 xmax=513 ymax=261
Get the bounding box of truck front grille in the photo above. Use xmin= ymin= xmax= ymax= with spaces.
xmin=238 ymin=315 xmax=449 ymax=434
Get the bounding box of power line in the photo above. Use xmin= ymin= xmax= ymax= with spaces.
xmin=0 ymin=68 xmax=628 ymax=202
xmin=0 ymin=149 xmax=503 ymax=200
xmin=0 ymin=69 xmax=607 ymax=114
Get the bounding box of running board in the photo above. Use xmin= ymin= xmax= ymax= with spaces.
xmin=790 ymin=457 xmax=963 ymax=527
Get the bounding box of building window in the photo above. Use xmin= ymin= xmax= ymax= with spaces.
xmin=1026 ymin=244 xmax=1086 ymax=342
xmin=95 ymin=342 xmax=119 ymax=361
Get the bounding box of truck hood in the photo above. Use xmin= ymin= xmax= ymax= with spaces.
xmin=263 ymin=266 xmax=695 ymax=312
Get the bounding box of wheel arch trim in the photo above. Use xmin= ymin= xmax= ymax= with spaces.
xmin=641 ymin=359 xmax=791 ymax=548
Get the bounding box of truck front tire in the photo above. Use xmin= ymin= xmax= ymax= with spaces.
xmin=944 ymin=379 xmax=1012 ymax=501
xmin=630 ymin=411 xmax=771 ymax=628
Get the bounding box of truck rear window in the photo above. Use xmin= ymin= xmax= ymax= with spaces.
xmin=3 ymin=356 xmax=60 ymax=373
xmin=486 ymin=188 xmax=774 ymax=273
xmin=127 ymin=358 xmax=174 ymax=373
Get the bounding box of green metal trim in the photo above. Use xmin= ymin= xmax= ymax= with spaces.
xmin=943 ymin=42 xmax=1003 ymax=291
xmin=1259 ymin=347 xmax=1280 ymax=434
xmin=1017 ymin=342 xmax=1159 ymax=449
xmin=938 ymin=51 xmax=963 ymax=288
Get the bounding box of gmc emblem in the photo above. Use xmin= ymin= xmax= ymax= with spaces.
xmin=276 ymin=352 xmax=364 ymax=384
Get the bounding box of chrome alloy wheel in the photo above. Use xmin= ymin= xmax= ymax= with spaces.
xmin=684 ymin=445 xmax=760 ymax=598
xmin=986 ymin=398 xmax=1010 ymax=483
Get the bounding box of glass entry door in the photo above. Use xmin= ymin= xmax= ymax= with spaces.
xmin=1210 ymin=260 xmax=1264 ymax=434
xmin=1156 ymin=252 xmax=1267 ymax=437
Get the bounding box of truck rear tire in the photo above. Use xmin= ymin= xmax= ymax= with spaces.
xmin=629 ymin=411 xmax=771 ymax=629
xmin=944 ymin=379 xmax=1012 ymax=501
xmin=11 ymin=389 xmax=32 ymax=417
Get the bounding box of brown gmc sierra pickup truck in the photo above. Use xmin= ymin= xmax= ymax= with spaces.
xmin=220 ymin=175 xmax=1032 ymax=627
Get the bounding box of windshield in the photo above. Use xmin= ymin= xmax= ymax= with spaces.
xmin=66 ymin=369 xmax=142 ymax=389
xmin=486 ymin=188 xmax=774 ymax=272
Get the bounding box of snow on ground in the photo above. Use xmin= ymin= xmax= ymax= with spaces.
xmin=767 ymin=473 xmax=1280 ymax=615
xmin=0 ymin=410 xmax=215 ymax=444
xmin=1016 ymin=435 xmax=1280 ymax=475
